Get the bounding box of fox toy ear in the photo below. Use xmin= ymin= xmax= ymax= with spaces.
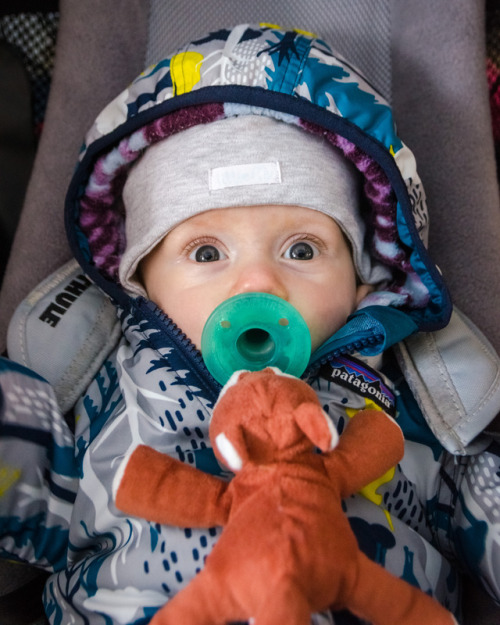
xmin=215 ymin=369 xmax=250 ymax=405
xmin=293 ymin=403 xmax=339 ymax=452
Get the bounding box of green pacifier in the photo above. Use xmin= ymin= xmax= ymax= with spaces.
xmin=201 ymin=292 xmax=312 ymax=385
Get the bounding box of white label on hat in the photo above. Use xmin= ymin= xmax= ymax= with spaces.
xmin=209 ymin=162 xmax=282 ymax=191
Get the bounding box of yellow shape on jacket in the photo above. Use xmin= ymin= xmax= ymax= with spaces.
xmin=170 ymin=51 xmax=204 ymax=96
xmin=347 ymin=399 xmax=397 ymax=530
xmin=0 ymin=462 xmax=21 ymax=497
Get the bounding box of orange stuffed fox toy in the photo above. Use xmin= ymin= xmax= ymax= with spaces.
xmin=114 ymin=367 xmax=456 ymax=625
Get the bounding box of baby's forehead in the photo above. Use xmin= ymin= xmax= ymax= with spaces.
xmin=166 ymin=204 xmax=344 ymax=235
xmin=119 ymin=115 xmax=377 ymax=292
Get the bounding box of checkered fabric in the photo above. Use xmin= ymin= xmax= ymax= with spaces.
xmin=0 ymin=12 xmax=59 ymax=136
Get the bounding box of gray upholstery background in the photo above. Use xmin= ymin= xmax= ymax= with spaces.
xmin=0 ymin=0 xmax=149 ymax=355
xmin=0 ymin=1 xmax=498 ymax=623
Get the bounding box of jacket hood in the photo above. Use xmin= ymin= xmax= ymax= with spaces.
xmin=65 ymin=23 xmax=451 ymax=364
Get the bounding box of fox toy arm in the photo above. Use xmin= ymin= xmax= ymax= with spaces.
xmin=115 ymin=445 xmax=231 ymax=527
xmin=325 ymin=409 xmax=405 ymax=498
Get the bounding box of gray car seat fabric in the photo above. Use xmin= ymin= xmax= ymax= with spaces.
xmin=0 ymin=1 xmax=499 ymax=624
xmin=0 ymin=0 xmax=149 ymax=357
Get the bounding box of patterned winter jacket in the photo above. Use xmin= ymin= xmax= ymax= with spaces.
xmin=1 ymin=24 xmax=500 ymax=625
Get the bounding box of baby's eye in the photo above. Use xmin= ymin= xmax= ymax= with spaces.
xmin=284 ymin=241 xmax=317 ymax=260
xmin=190 ymin=244 xmax=223 ymax=262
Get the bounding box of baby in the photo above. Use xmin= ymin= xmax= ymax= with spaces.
xmin=1 ymin=23 xmax=500 ymax=625
xmin=121 ymin=115 xmax=373 ymax=355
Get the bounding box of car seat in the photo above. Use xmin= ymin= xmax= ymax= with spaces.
xmin=0 ymin=1 xmax=499 ymax=624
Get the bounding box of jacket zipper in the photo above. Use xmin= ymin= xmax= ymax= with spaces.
xmin=136 ymin=298 xmax=222 ymax=401
xmin=135 ymin=299 xmax=384 ymax=390
xmin=305 ymin=332 xmax=384 ymax=376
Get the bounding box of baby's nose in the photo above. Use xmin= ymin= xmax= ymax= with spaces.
xmin=230 ymin=262 xmax=288 ymax=300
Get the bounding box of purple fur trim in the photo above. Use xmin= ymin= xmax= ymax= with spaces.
xmin=78 ymin=103 xmax=225 ymax=281
xmin=300 ymin=120 xmax=398 ymax=252
xmin=299 ymin=119 xmax=428 ymax=307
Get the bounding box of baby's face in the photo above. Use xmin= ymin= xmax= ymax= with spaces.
xmin=140 ymin=205 xmax=371 ymax=352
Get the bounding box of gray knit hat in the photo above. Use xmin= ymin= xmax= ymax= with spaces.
xmin=120 ymin=115 xmax=386 ymax=295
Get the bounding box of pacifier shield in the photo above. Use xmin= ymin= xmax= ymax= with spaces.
xmin=201 ymin=292 xmax=311 ymax=385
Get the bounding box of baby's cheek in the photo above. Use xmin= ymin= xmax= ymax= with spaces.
xmin=155 ymin=293 xmax=205 ymax=348
xmin=303 ymin=314 xmax=331 ymax=352
xmin=307 ymin=306 xmax=351 ymax=352
xmin=179 ymin=309 xmax=207 ymax=348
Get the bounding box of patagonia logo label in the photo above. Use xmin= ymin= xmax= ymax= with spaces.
xmin=321 ymin=356 xmax=396 ymax=417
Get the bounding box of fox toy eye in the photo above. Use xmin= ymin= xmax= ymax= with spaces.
xmin=284 ymin=241 xmax=317 ymax=261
